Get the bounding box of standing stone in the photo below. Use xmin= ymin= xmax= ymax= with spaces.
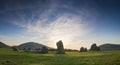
xmin=80 ymin=47 xmax=85 ymax=52
xmin=79 ymin=47 xmax=87 ymax=52
xmin=84 ymin=48 xmax=87 ymax=52
xmin=56 ymin=40 xmax=65 ymax=54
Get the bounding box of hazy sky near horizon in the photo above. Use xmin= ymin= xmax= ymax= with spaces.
xmin=0 ymin=0 xmax=120 ymax=49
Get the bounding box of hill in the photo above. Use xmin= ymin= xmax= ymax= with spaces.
xmin=17 ymin=42 xmax=50 ymax=50
xmin=0 ymin=42 xmax=10 ymax=48
xmin=99 ymin=43 xmax=120 ymax=50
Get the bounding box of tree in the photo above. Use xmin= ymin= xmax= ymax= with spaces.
xmin=12 ymin=47 xmax=19 ymax=51
xmin=28 ymin=48 xmax=31 ymax=51
xmin=56 ymin=40 xmax=65 ymax=54
xmin=41 ymin=46 xmax=48 ymax=54
xmin=24 ymin=48 xmax=30 ymax=52
xmin=97 ymin=47 xmax=100 ymax=51
xmin=90 ymin=43 xmax=100 ymax=51
xmin=35 ymin=48 xmax=41 ymax=53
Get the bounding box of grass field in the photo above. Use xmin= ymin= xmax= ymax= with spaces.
xmin=0 ymin=48 xmax=120 ymax=65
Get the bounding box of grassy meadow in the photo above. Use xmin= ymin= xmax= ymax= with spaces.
xmin=0 ymin=48 xmax=120 ymax=65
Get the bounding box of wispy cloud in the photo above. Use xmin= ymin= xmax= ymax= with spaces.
xmin=1 ymin=0 xmax=97 ymax=49
xmin=11 ymin=13 xmax=93 ymax=49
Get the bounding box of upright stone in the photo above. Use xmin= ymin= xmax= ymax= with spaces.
xmin=56 ymin=40 xmax=65 ymax=54
xmin=80 ymin=47 xmax=85 ymax=52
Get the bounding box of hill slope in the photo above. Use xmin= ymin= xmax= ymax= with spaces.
xmin=99 ymin=43 xmax=120 ymax=50
xmin=17 ymin=42 xmax=49 ymax=50
xmin=0 ymin=42 xmax=10 ymax=48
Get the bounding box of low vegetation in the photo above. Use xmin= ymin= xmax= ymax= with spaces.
xmin=0 ymin=48 xmax=120 ymax=65
xmin=90 ymin=43 xmax=100 ymax=51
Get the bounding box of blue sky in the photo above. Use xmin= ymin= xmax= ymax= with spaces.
xmin=0 ymin=0 xmax=120 ymax=49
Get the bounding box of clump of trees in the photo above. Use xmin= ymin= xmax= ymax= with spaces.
xmin=79 ymin=47 xmax=87 ymax=52
xmin=24 ymin=48 xmax=31 ymax=52
xmin=35 ymin=48 xmax=41 ymax=53
xmin=12 ymin=47 xmax=19 ymax=51
xmin=56 ymin=40 xmax=65 ymax=54
xmin=35 ymin=47 xmax=48 ymax=54
xmin=90 ymin=43 xmax=100 ymax=51
xmin=41 ymin=46 xmax=48 ymax=54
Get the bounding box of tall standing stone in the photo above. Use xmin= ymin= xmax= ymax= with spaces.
xmin=80 ymin=47 xmax=85 ymax=52
xmin=56 ymin=40 xmax=65 ymax=54
xmin=79 ymin=47 xmax=87 ymax=52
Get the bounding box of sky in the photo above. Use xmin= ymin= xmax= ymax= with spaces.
xmin=0 ymin=0 xmax=120 ymax=49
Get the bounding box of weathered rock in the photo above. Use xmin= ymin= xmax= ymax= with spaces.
xmin=56 ymin=40 xmax=65 ymax=54
xmin=80 ymin=47 xmax=85 ymax=52
xmin=80 ymin=47 xmax=87 ymax=52
xmin=84 ymin=48 xmax=87 ymax=51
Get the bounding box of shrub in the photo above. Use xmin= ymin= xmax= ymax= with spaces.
xmin=12 ymin=47 xmax=19 ymax=51
xmin=90 ymin=43 xmax=100 ymax=51
xmin=41 ymin=46 xmax=48 ymax=54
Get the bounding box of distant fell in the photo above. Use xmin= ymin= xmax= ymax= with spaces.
xmin=0 ymin=42 xmax=10 ymax=48
xmin=99 ymin=43 xmax=120 ymax=50
xmin=17 ymin=42 xmax=50 ymax=50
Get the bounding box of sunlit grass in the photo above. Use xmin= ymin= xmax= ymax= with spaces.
xmin=0 ymin=48 xmax=120 ymax=65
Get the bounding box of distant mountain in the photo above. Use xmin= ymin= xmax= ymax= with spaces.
xmin=0 ymin=42 xmax=10 ymax=48
xmin=17 ymin=42 xmax=50 ymax=50
xmin=99 ymin=43 xmax=120 ymax=50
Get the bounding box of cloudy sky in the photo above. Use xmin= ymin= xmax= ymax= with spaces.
xmin=0 ymin=0 xmax=120 ymax=49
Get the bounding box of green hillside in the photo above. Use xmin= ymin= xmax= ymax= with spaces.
xmin=17 ymin=42 xmax=49 ymax=50
xmin=0 ymin=42 xmax=10 ymax=48
xmin=0 ymin=48 xmax=120 ymax=65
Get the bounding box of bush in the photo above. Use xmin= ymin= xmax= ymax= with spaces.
xmin=41 ymin=46 xmax=48 ymax=54
xmin=12 ymin=47 xmax=19 ymax=51
xmin=90 ymin=43 xmax=100 ymax=51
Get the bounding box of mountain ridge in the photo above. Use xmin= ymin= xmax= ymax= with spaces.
xmin=0 ymin=42 xmax=10 ymax=48
xmin=99 ymin=43 xmax=120 ymax=50
xmin=16 ymin=42 xmax=50 ymax=50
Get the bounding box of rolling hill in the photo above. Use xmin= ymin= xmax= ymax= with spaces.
xmin=99 ymin=43 xmax=120 ymax=50
xmin=17 ymin=42 xmax=50 ymax=50
xmin=0 ymin=42 xmax=10 ymax=48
